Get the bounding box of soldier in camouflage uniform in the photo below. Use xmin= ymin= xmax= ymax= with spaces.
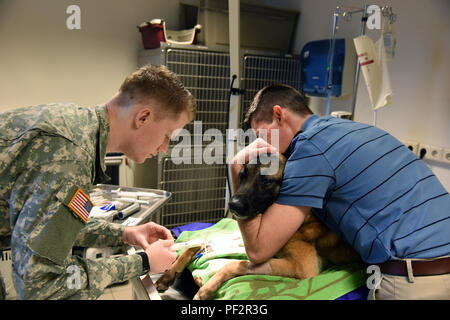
xmin=0 ymin=64 xmax=196 ymax=299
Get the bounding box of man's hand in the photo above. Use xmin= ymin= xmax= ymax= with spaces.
xmin=231 ymin=138 xmax=279 ymax=193
xmin=144 ymin=239 xmax=177 ymax=274
xmin=122 ymin=222 xmax=173 ymax=250
xmin=232 ymin=137 xmax=278 ymax=165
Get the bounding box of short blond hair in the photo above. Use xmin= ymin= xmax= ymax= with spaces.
xmin=118 ymin=64 xmax=196 ymax=122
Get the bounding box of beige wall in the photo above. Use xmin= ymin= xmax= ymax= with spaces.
xmin=0 ymin=0 xmax=181 ymax=110
xmin=0 ymin=0 xmax=448 ymax=190
xmin=271 ymin=0 xmax=450 ymax=191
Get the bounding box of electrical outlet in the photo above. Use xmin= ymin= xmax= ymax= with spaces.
xmin=443 ymin=148 xmax=450 ymax=164
xmin=419 ymin=144 xmax=444 ymax=162
xmin=429 ymin=145 xmax=443 ymax=161
xmin=418 ymin=143 xmax=431 ymax=160
xmin=401 ymin=140 xmax=419 ymax=155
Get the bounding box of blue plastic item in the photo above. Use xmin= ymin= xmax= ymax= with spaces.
xmin=171 ymin=222 xmax=215 ymax=238
xmin=300 ymin=38 xmax=347 ymax=97
xmin=336 ymin=285 xmax=369 ymax=300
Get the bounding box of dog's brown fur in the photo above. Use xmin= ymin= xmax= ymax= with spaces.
xmin=155 ymin=154 xmax=360 ymax=299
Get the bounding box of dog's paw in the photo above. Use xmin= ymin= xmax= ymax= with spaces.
xmin=155 ymin=272 xmax=176 ymax=293
xmin=155 ymin=278 xmax=169 ymax=293
xmin=193 ymin=286 xmax=216 ymax=300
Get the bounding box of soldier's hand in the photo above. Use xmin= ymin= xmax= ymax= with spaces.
xmin=144 ymin=239 xmax=177 ymax=273
xmin=123 ymin=222 xmax=173 ymax=250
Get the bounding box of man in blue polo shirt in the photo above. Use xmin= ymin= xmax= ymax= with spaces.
xmin=231 ymin=84 xmax=450 ymax=300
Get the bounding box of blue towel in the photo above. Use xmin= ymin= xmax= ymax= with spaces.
xmin=171 ymin=222 xmax=215 ymax=238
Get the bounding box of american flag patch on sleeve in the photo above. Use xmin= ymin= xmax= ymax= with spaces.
xmin=68 ymin=187 xmax=93 ymax=223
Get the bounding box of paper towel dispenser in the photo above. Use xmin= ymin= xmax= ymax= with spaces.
xmin=300 ymin=38 xmax=356 ymax=97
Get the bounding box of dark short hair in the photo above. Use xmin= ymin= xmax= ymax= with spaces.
xmin=243 ymin=84 xmax=312 ymax=130
xmin=118 ymin=64 xmax=197 ymax=122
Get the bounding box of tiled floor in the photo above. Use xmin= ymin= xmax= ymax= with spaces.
xmin=98 ymin=281 xmax=134 ymax=300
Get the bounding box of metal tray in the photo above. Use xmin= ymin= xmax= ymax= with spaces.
xmin=90 ymin=184 xmax=172 ymax=227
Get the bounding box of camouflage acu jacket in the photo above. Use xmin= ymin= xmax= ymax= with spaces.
xmin=0 ymin=103 xmax=142 ymax=299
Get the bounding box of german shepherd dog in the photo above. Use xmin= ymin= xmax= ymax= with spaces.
xmin=155 ymin=154 xmax=360 ymax=300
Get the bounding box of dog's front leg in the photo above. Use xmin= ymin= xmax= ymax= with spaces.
xmin=155 ymin=245 xmax=203 ymax=292
xmin=193 ymin=260 xmax=273 ymax=300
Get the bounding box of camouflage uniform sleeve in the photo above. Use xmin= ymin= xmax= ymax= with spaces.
xmin=11 ymin=136 xmax=142 ymax=299
xmin=74 ymin=218 xmax=126 ymax=248
xmin=22 ymin=250 xmax=142 ymax=299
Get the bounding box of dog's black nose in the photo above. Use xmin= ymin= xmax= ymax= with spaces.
xmin=228 ymin=196 xmax=249 ymax=218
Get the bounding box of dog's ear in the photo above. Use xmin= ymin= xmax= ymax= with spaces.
xmin=258 ymin=153 xmax=286 ymax=176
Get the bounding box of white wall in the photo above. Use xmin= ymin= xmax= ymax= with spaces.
xmin=0 ymin=0 xmax=181 ymax=110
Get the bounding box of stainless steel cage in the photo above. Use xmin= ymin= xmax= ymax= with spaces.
xmin=240 ymin=54 xmax=302 ymax=127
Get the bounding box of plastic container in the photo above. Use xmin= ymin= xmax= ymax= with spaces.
xmin=138 ymin=19 xmax=202 ymax=49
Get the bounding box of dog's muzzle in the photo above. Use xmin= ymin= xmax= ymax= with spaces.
xmin=228 ymin=196 xmax=250 ymax=219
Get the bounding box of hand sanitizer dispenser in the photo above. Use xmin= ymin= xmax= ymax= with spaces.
xmin=300 ymin=38 xmax=356 ymax=98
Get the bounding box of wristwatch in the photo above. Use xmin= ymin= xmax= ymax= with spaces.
xmin=137 ymin=251 xmax=151 ymax=275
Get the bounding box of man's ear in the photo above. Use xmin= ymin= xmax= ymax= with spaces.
xmin=135 ymin=108 xmax=152 ymax=129
xmin=273 ymin=105 xmax=283 ymax=124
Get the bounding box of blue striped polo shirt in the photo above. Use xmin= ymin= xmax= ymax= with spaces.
xmin=275 ymin=114 xmax=450 ymax=264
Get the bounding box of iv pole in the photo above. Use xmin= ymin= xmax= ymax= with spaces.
xmin=327 ymin=5 xmax=368 ymax=119
xmin=348 ymin=5 xmax=368 ymax=121
xmin=325 ymin=9 xmax=340 ymax=116
xmin=326 ymin=5 xmax=368 ymax=118
xmin=331 ymin=5 xmax=396 ymax=121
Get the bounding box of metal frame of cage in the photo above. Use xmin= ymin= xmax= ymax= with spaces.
xmin=138 ymin=44 xmax=301 ymax=229
xmin=159 ymin=45 xmax=230 ymax=228
xmin=240 ymin=54 xmax=302 ymax=126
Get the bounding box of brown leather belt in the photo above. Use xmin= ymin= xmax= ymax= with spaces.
xmin=378 ymin=257 xmax=450 ymax=277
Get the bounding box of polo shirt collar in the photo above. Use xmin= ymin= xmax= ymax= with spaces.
xmin=301 ymin=114 xmax=320 ymax=132
xmin=283 ymin=114 xmax=320 ymax=158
